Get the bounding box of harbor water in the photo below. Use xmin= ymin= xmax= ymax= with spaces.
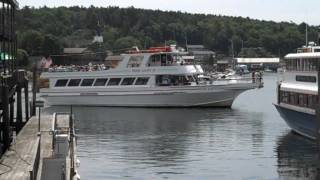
xmin=43 ymin=73 xmax=320 ymax=180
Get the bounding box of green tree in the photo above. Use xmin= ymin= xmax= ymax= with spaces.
xmin=18 ymin=30 xmax=44 ymax=56
xmin=16 ymin=6 xmax=320 ymax=57
xmin=17 ymin=49 xmax=29 ymax=67
xmin=114 ymin=36 xmax=141 ymax=50
xmin=41 ymin=35 xmax=62 ymax=57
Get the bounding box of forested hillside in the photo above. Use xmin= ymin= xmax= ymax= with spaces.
xmin=16 ymin=6 xmax=319 ymax=57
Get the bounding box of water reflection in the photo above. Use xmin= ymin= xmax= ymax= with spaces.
xmin=40 ymin=74 xmax=301 ymax=179
xmin=277 ymin=133 xmax=320 ymax=180
xmin=43 ymin=106 xmax=267 ymax=179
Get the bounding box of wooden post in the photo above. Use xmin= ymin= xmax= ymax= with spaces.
xmin=9 ymin=97 xmax=14 ymax=129
xmin=16 ymin=84 xmax=23 ymax=133
xmin=32 ymin=66 xmax=37 ymax=116
xmin=24 ymin=80 xmax=29 ymax=122
xmin=2 ymin=85 xmax=11 ymax=151
xmin=317 ymin=69 xmax=320 ymax=147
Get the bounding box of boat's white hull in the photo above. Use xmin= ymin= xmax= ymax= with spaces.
xmin=41 ymin=84 xmax=259 ymax=107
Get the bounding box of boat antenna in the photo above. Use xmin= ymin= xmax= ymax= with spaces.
xmin=318 ymin=27 xmax=320 ymax=45
xmin=185 ymin=34 xmax=188 ymax=51
xmin=230 ymin=39 xmax=234 ymax=58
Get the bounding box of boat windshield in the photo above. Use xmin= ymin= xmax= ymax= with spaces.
xmin=156 ymin=75 xmax=197 ymax=86
xmin=148 ymin=53 xmax=188 ymax=67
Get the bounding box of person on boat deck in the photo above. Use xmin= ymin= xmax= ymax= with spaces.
xmin=162 ymin=78 xmax=170 ymax=85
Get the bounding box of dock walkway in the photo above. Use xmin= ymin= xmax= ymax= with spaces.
xmin=0 ymin=113 xmax=77 ymax=180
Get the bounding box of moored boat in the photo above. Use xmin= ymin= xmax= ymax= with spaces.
xmin=40 ymin=47 xmax=263 ymax=107
xmin=274 ymin=42 xmax=320 ymax=139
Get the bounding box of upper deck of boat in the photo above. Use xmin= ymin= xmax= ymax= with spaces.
xmin=42 ymin=50 xmax=204 ymax=78
xmin=285 ymin=44 xmax=320 ymax=59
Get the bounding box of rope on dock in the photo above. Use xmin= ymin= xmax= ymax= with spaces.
xmin=0 ymin=163 xmax=12 ymax=176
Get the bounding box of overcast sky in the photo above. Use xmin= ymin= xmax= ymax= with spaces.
xmin=19 ymin=0 xmax=319 ymax=25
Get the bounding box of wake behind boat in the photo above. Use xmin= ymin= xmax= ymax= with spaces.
xmin=40 ymin=47 xmax=263 ymax=107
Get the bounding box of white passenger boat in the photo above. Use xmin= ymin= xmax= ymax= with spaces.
xmin=40 ymin=47 xmax=263 ymax=107
xmin=274 ymin=43 xmax=320 ymax=139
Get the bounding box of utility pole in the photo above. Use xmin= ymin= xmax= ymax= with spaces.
xmin=185 ymin=34 xmax=188 ymax=51
xmin=241 ymin=39 xmax=244 ymax=49
xmin=230 ymin=39 xmax=235 ymax=58
xmin=305 ymin=23 xmax=308 ymax=46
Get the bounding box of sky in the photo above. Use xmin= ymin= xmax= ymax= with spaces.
xmin=19 ymin=0 xmax=319 ymax=26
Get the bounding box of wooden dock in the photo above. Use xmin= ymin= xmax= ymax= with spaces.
xmin=0 ymin=113 xmax=78 ymax=180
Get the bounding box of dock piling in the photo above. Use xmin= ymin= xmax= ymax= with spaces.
xmin=317 ymin=69 xmax=320 ymax=148
xmin=1 ymin=85 xmax=11 ymax=152
xmin=31 ymin=66 xmax=37 ymax=116
xmin=24 ymin=80 xmax=29 ymax=121
xmin=16 ymin=84 xmax=23 ymax=132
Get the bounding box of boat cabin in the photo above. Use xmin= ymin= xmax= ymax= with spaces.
xmin=41 ymin=47 xmax=203 ymax=89
xmin=278 ymin=43 xmax=320 ymax=111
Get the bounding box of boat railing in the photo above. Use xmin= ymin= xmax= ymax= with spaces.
xmin=43 ymin=64 xmax=109 ymax=73
xmin=213 ymin=75 xmax=263 ymax=86
xmin=43 ymin=63 xmax=198 ymax=73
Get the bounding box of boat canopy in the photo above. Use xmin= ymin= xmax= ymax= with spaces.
xmin=285 ymin=52 xmax=320 ymax=59
xmin=280 ymin=82 xmax=317 ymax=95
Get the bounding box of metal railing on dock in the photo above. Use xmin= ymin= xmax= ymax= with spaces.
xmin=0 ymin=112 xmax=79 ymax=180
xmin=29 ymin=137 xmax=40 ymax=180
xmin=40 ymin=112 xmax=79 ymax=180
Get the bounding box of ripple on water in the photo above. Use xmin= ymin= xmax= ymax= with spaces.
xmin=45 ymin=74 xmax=320 ymax=179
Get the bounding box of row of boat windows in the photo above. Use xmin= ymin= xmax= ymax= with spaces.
xmin=156 ymin=75 xmax=195 ymax=86
xmin=285 ymin=59 xmax=318 ymax=71
xmin=280 ymin=90 xmax=318 ymax=109
xmin=295 ymin=75 xmax=316 ymax=83
xmin=126 ymin=54 xmax=184 ymax=68
xmin=55 ymin=77 xmax=150 ymax=87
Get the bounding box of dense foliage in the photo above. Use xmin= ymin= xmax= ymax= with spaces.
xmin=16 ymin=6 xmax=319 ymax=57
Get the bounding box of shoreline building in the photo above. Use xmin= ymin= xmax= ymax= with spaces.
xmin=187 ymin=45 xmax=215 ymax=64
xmin=236 ymin=57 xmax=280 ymax=71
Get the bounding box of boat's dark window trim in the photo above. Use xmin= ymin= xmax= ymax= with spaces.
xmin=156 ymin=75 xmax=190 ymax=86
xmin=135 ymin=77 xmax=150 ymax=85
xmin=289 ymin=92 xmax=297 ymax=105
xmin=280 ymin=90 xmax=317 ymax=109
xmin=81 ymin=79 xmax=95 ymax=86
xmin=121 ymin=77 xmax=136 ymax=86
xmin=55 ymin=79 xmax=69 ymax=87
xmin=68 ymin=79 xmax=81 ymax=87
xmin=94 ymin=78 xmax=108 ymax=86
xmin=107 ymin=78 xmax=122 ymax=86
xmin=150 ymin=54 xmax=175 ymax=66
xmin=187 ymin=75 xmax=196 ymax=82
xmin=296 ymin=75 xmax=316 ymax=83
